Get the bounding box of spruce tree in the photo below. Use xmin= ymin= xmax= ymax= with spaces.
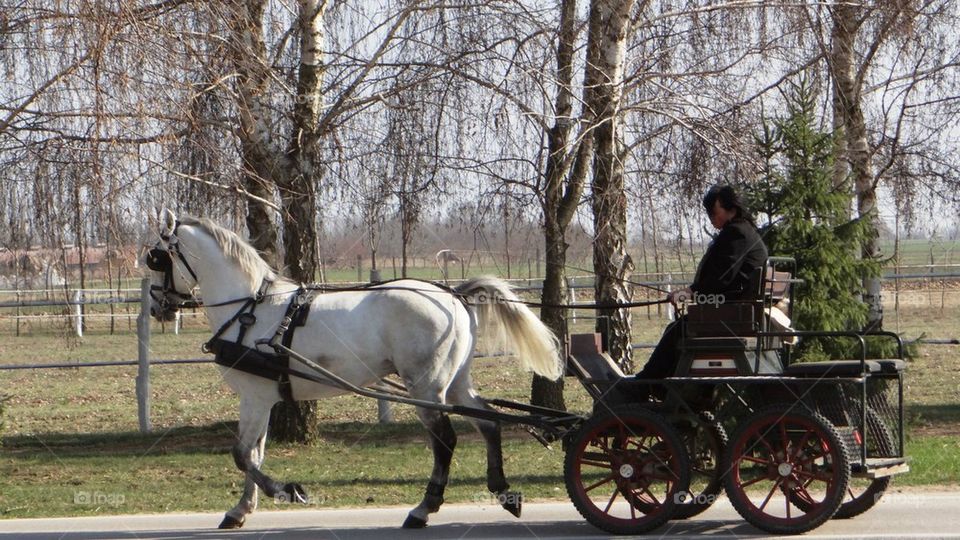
xmin=749 ymin=77 xmax=880 ymax=358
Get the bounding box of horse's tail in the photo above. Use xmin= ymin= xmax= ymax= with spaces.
xmin=455 ymin=276 xmax=563 ymax=380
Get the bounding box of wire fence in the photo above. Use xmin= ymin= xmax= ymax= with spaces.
xmin=0 ymin=268 xmax=956 ymax=339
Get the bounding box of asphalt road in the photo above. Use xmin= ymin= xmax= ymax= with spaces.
xmin=1 ymin=493 xmax=959 ymax=539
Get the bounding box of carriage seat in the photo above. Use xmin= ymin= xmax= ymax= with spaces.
xmin=684 ymin=265 xmax=794 ymax=339
xmin=784 ymin=360 xmax=882 ymax=377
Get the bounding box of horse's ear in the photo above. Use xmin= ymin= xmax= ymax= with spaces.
xmin=160 ymin=208 xmax=177 ymax=237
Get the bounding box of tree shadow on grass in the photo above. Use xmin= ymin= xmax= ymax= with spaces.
xmin=905 ymin=403 xmax=960 ymax=436
xmin=1 ymin=418 xmax=526 ymax=459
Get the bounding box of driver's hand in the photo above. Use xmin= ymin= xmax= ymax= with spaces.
xmin=668 ymin=288 xmax=690 ymax=307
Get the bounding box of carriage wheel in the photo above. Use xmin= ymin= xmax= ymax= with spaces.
xmin=791 ymin=406 xmax=894 ymax=519
xmin=723 ymin=405 xmax=849 ymax=535
xmin=564 ymin=405 xmax=689 ymax=535
xmin=672 ymin=412 xmax=727 ymax=519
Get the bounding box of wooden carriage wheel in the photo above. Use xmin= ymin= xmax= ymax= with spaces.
xmin=564 ymin=405 xmax=689 ymax=535
xmin=723 ymin=405 xmax=849 ymax=535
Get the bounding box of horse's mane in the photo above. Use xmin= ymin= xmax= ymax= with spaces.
xmin=180 ymin=216 xmax=277 ymax=289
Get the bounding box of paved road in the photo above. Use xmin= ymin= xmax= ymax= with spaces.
xmin=2 ymin=493 xmax=959 ymax=539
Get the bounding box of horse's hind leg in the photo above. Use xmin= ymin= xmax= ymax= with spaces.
xmin=403 ymin=407 xmax=457 ymax=529
xmin=447 ymin=381 xmax=522 ymax=518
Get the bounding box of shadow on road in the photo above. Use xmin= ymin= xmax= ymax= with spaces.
xmin=0 ymin=519 xmax=766 ymax=540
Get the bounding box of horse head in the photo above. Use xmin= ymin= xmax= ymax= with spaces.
xmin=144 ymin=208 xmax=199 ymax=322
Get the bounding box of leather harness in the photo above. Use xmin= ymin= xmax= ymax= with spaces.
xmin=205 ymin=285 xmax=314 ymax=403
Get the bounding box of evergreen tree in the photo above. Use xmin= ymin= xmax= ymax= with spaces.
xmin=749 ymin=77 xmax=880 ymax=358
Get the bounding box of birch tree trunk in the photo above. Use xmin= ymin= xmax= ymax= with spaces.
xmin=280 ymin=0 xmax=327 ymax=284
xmin=227 ymin=0 xmax=280 ymax=266
xmin=269 ymin=0 xmax=329 ymax=444
xmin=829 ymin=2 xmax=883 ymax=330
xmin=588 ymin=0 xmax=636 ymax=371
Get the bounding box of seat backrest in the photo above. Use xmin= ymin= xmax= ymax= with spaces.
xmin=685 ymin=302 xmax=761 ymax=337
xmin=764 ymin=267 xmax=792 ymax=303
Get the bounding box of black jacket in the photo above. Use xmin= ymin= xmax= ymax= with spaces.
xmin=691 ymin=217 xmax=768 ymax=299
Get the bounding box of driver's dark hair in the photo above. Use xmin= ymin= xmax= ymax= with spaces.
xmin=702 ymin=184 xmax=754 ymax=224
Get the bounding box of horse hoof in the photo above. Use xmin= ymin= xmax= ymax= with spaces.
xmin=218 ymin=515 xmax=245 ymax=529
xmin=500 ymin=491 xmax=522 ymax=518
xmin=279 ymin=482 xmax=309 ymax=504
xmin=402 ymin=515 xmax=428 ymax=529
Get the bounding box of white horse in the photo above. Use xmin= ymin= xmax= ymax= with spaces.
xmin=145 ymin=209 xmax=563 ymax=529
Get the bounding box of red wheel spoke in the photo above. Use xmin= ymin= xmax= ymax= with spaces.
xmin=794 ymin=469 xmax=834 ymax=483
xmin=739 ymin=473 xmax=773 ymax=489
xmin=741 ymin=455 xmax=774 ymax=466
xmin=636 ymin=484 xmax=662 ymax=506
xmin=779 ymin=420 xmax=790 ymax=456
xmin=757 ymin=431 xmax=778 ymax=456
xmin=580 ymin=458 xmax=613 ymax=469
xmin=793 ymin=483 xmax=819 ymax=508
xmin=603 ymin=485 xmax=620 ymax=513
xmin=584 ymin=474 xmax=616 ymax=493
xmin=758 ymin=478 xmax=783 ymax=512
xmin=617 ymin=422 xmax=629 ymax=445
xmin=792 ymin=429 xmax=814 ymax=460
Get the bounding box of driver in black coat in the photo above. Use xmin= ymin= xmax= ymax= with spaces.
xmin=636 ymin=184 xmax=768 ymax=380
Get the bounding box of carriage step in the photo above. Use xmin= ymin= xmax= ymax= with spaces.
xmin=852 ymin=457 xmax=910 ymax=479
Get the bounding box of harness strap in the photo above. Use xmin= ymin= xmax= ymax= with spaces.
xmin=202 ymin=279 xmax=273 ymax=353
xmin=266 ymin=287 xmax=313 ymax=349
xmin=273 ymin=287 xmax=313 ymax=403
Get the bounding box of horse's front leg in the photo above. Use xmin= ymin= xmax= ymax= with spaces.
xmin=219 ymin=430 xmax=266 ymax=529
xmin=403 ymin=409 xmax=457 ymax=528
xmin=219 ymin=397 xmax=308 ymax=529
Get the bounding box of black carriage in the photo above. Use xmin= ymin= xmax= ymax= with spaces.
xmin=562 ymin=256 xmax=909 ymax=535
xmin=262 ymin=256 xmax=907 ymax=536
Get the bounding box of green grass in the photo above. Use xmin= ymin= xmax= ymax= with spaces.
xmin=900 ymin=436 xmax=960 ymax=485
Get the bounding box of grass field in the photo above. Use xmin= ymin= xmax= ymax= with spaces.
xmin=0 ymin=282 xmax=957 ymax=519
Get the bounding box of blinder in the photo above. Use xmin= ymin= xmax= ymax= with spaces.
xmin=146 ymin=248 xmax=172 ymax=272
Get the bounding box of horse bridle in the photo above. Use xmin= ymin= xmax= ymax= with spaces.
xmin=145 ymin=222 xmax=199 ymax=312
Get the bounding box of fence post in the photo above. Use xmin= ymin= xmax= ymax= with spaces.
xmin=15 ymin=289 xmax=20 ymax=337
xmin=665 ymin=273 xmax=673 ymax=320
xmin=567 ymin=277 xmax=576 ymax=324
xmin=173 ymin=310 xmax=181 ymax=335
xmin=73 ymin=289 xmax=83 ymax=337
xmin=370 ymin=268 xmax=392 ymax=423
xmin=136 ymin=278 xmax=152 ymax=433
xmin=377 ymin=398 xmax=393 ymax=424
